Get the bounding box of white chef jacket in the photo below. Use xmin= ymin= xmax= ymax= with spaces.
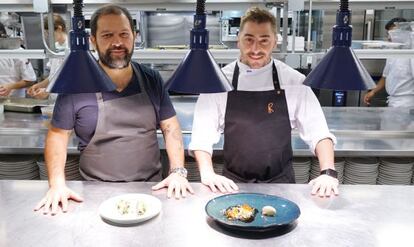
xmin=382 ymin=58 xmax=414 ymax=107
xmin=48 ymin=57 xmax=64 ymax=77
xmin=189 ymin=59 xmax=336 ymax=156
xmin=0 ymin=50 xmax=36 ymax=97
xmin=44 ymin=57 xmax=64 ymax=100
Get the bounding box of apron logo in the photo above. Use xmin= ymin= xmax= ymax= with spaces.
xmin=267 ymin=102 xmax=275 ymax=114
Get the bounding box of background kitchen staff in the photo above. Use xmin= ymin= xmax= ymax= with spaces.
xmin=27 ymin=13 xmax=68 ymax=100
xmin=35 ymin=4 xmax=193 ymax=215
xmin=189 ymin=7 xmax=338 ymax=197
xmin=364 ymin=17 xmax=414 ymax=108
xmin=0 ymin=22 xmax=36 ymax=97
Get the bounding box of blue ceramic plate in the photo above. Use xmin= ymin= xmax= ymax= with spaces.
xmin=205 ymin=193 xmax=300 ymax=231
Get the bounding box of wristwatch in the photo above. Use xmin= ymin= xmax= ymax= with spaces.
xmin=320 ymin=168 xmax=338 ymax=179
xmin=170 ymin=167 xmax=188 ymax=178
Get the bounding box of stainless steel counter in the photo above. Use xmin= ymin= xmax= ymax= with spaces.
xmin=1 ymin=181 xmax=413 ymax=247
xmin=0 ymin=96 xmax=413 ymax=156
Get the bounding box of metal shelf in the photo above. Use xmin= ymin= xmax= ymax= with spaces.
xmin=2 ymin=0 xmax=414 ymax=12
xmin=1 ymin=49 xmax=414 ymax=64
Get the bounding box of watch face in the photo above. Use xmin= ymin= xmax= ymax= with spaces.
xmin=170 ymin=167 xmax=187 ymax=178
xmin=321 ymin=169 xmax=338 ymax=178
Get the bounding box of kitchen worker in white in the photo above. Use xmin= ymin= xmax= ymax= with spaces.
xmin=189 ymin=7 xmax=338 ymax=197
xmin=0 ymin=22 xmax=36 ymax=97
xmin=27 ymin=13 xmax=67 ymax=100
xmin=364 ymin=17 xmax=414 ymax=107
xmin=35 ymin=4 xmax=193 ymax=215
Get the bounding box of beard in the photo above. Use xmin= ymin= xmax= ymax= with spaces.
xmin=96 ymin=44 xmax=134 ymax=69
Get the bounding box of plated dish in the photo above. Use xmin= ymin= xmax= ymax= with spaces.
xmin=205 ymin=193 xmax=300 ymax=231
xmin=99 ymin=193 xmax=161 ymax=225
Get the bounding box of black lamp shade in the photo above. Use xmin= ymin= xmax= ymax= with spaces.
xmin=166 ymin=49 xmax=232 ymax=93
xmin=303 ymin=46 xmax=375 ymax=90
xmin=166 ymin=0 xmax=232 ymax=94
xmin=47 ymin=50 xmax=115 ymax=93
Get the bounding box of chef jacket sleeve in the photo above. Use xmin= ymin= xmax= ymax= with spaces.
xmin=16 ymin=58 xmax=36 ymax=82
xmin=382 ymin=59 xmax=391 ymax=78
xmin=188 ymin=93 xmax=226 ymax=157
xmin=49 ymin=58 xmax=64 ymax=78
xmin=295 ymin=86 xmax=337 ymax=155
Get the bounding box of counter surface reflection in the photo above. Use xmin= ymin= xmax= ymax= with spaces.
xmin=1 ymin=181 xmax=413 ymax=247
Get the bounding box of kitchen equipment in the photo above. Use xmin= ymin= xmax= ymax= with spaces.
xmin=0 ymin=97 xmax=51 ymax=113
xmin=0 ymin=37 xmax=21 ymax=49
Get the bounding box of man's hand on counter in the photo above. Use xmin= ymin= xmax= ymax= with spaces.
xmin=309 ymin=175 xmax=339 ymax=197
xmin=34 ymin=185 xmax=84 ymax=215
xmin=152 ymin=173 xmax=194 ymax=199
xmin=200 ymin=171 xmax=239 ymax=193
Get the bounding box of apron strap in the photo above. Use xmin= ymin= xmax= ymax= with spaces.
xmin=272 ymin=62 xmax=282 ymax=91
xmin=231 ymin=63 xmax=240 ymax=90
xmin=131 ymin=62 xmax=148 ymax=94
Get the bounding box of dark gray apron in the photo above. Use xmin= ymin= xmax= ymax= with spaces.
xmin=79 ymin=64 xmax=162 ymax=182
xmin=223 ymin=62 xmax=295 ymax=183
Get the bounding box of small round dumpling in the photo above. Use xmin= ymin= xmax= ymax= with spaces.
xmin=262 ymin=205 xmax=276 ymax=217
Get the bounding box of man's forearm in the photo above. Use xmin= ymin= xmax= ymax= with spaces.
xmin=315 ymin=138 xmax=335 ymax=171
xmin=37 ymin=78 xmax=50 ymax=88
xmin=371 ymin=77 xmax=386 ymax=94
xmin=161 ymin=117 xmax=185 ymax=170
xmin=10 ymin=80 xmax=34 ymax=90
xmin=44 ymin=128 xmax=70 ymax=187
xmin=194 ymin=150 xmax=215 ymax=174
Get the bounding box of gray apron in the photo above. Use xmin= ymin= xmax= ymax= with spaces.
xmin=79 ymin=64 xmax=162 ymax=182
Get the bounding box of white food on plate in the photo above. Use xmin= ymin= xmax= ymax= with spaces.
xmin=262 ymin=205 xmax=276 ymax=217
xmin=116 ymin=199 xmax=146 ymax=216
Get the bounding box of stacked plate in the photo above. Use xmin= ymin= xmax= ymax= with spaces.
xmin=292 ymin=157 xmax=311 ymax=184
xmin=38 ymin=155 xmax=83 ymax=180
xmin=0 ymin=155 xmax=39 ymax=180
xmin=184 ymin=160 xmax=201 ymax=182
xmin=310 ymin=157 xmax=345 ymax=184
xmin=184 ymin=158 xmax=224 ymax=182
xmin=343 ymin=158 xmax=379 ymax=185
xmin=377 ymin=157 xmax=414 ymax=185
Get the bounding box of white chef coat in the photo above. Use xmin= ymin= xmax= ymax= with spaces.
xmin=48 ymin=57 xmax=64 ymax=77
xmin=55 ymin=40 xmax=68 ymax=52
xmin=189 ymin=59 xmax=336 ymax=156
xmin=44 ymin=57 xmax=64 ymax=100
xmin=382 ymin=58 xmax=414 ymax=107
xmin=0 ymin=49 xmax=36 ymax=97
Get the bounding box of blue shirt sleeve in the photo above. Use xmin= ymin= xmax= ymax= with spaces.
xmin=51 ymin=94 xmax=76 ymax=130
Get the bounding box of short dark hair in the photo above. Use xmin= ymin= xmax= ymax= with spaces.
xmin=385 ymin=17 xmax=407 ymax=31
xmin=240 ymin=7 xmax=277 ymax=35
xmin=0 ymin=22 xmax=7 ymax=37
xmin=90 ymin=4 xmax=135 ymax=37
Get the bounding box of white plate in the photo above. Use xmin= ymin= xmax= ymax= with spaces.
xmin=99 ymin=193 xmax=161 ymax=225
